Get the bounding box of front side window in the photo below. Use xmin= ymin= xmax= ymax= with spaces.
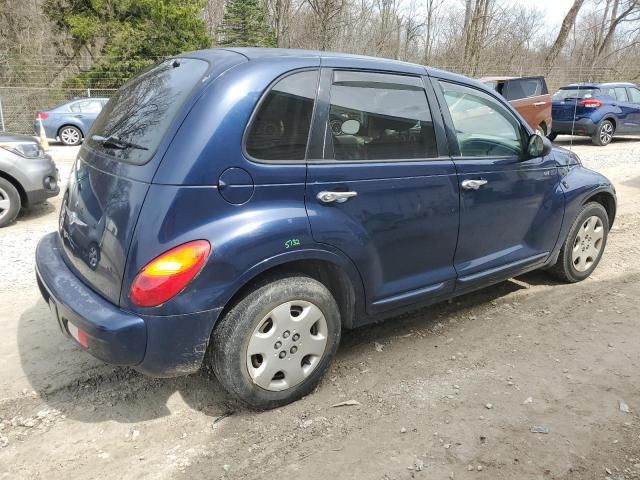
xmin=327 ymin=71 xmax=438 ymax=161
xmin=245 ymin=70 xmax=319 ymax=161
xmin=440 ymin=81 xmax=523 ymax=158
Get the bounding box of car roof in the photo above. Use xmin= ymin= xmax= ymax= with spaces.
xmin=478 ymin=76 xmax=544 ymax=82
xmin=560 ymin=82 xmax=636 ymax=89
xmin=184 ymin=47 xmax=486 ymax=92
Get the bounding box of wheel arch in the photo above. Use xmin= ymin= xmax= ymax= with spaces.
xmin=216 ymin=251 xmax=365 ymax=331
xmin=57 ymin=123 xmax=84 ymax=139
xmin=584 ymin=190 xmax=616 ymax=229
xmin=0 ymin=170 xmax=27 ymax=207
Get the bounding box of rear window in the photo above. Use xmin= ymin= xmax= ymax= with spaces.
xmin=503 ymin=78 xmax=546 ymax=101
xmin=86 ymin=58 xmax=208 ymax=165
xmin=553 ymin=88 xmax=601 ymax=101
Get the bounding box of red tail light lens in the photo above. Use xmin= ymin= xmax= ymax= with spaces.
xmin=577 ymin=99 xmax=603 ymax=108
xmin=130 ymin=240 xmax=211 ymax=307
xmin=36 ymin=112 xmax=49 ymax=120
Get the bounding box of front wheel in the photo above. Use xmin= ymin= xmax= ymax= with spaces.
xmin=592 ymin=120 xmax=614 ymax=146
xmin=0 ymin=178 xmax=21 ymax=227
xmin=549 ymin=202 xmax=609 ymax=283
xmin=210 ymin=275 xmax=341 ymax=409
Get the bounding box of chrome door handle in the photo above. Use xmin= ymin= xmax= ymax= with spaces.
xmin=317 ymin=191 xmax=358 ymax=203
xmin=533 ymin=101 xmax=547 ymax=106
xmin=461 ymin=179 xmax=488 ymax=190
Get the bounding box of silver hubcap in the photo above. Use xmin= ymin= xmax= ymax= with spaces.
xmin=572 ymin=215 xmax=604 ymax=272
xmin=61 ymin=128 xmax=80 ymax=144
xmin=246 ymin=300 xmax=328 ymax=392
xmin=0 ymin=187 xmax=10 ymax=220
xmin=600 ymin=122 xmax=613 ymax=144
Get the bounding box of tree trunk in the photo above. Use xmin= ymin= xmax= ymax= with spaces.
xmin=544 ymin=0 xmax=586 ymax=73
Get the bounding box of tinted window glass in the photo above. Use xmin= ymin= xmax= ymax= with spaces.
xmin=246 ymin=70 xmax=318 ymax=161
xmin=328 ymin=71 xmax=437 ymax=161
xmin=614 ymin=87 xmax=629 ymax=102
xmin=441 ymin=82 xmax=522 ymax=157
xmin=504 ymin=78 xmax=542 ymax=100
xmin=86 ymin=58 xmax=208 ymax=165
xmin=553 ymin=88 xmax=600 ymax=101
xmin=629 ymin=88 xmax=640 ymax=103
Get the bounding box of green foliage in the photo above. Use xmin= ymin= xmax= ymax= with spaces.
xmin=217 ymin=0 xmax=276 ymax=48
xmin=43 ymin=0 xmax=213 ymax=88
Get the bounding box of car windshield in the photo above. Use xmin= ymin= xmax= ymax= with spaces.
xmin=553 ymin=88 xmax=600 ymax=101
xmin=85 ymin=58 xmax=208 ymax=165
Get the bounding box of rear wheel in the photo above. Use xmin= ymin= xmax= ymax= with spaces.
xmin=549 ymin=202 xmax=609 ymax=283
xmin=0 ymin=178 xmax=21 ymax=227
xmin=59 ymin=126 xmax=82 ymax=146
xmin=591 ymin=119 xmax=614 ymax=146
xmin=210 ymin=275 xmax=341 ymax=409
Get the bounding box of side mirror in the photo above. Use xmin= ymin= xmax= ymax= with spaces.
xmin=527 ymin=133 xmax=552 ymax=158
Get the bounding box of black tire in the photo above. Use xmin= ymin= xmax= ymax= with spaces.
xmin=548 ymin=202 xmax=609 ymax=283
xmin=58 ymin=125 xmax=83 ymax=146
xmin=210 ymin=274 xmax=341 ymax=409
xmin=591 ymin=119 xmax=614 ymax=146
xmin=0 ymin=178 xmax=21 ymax=227
xmin=547 ymin=132 xmax=558 ymax=142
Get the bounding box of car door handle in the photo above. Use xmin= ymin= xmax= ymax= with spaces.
xmin=461 ymin=179 xmax=488 ymax=190
xmin=317 ymin=191 xmax=358 ymax=203
xmin=533 ymin=101 xmax=546 ymax=106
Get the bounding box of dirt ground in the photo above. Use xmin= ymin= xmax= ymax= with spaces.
xmin=1 ymin=137 xmax=639 ymax=480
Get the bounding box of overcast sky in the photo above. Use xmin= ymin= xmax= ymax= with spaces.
xmin=508 ymin=0 xmax=575 ymax=26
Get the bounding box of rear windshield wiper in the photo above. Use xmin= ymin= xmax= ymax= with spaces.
xmin=91 ymin=135 xmax=148 ymax=151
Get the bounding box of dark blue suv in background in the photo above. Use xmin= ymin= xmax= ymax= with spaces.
xmin=550 ymin=82 xmax=640 ymax=146
xmin=36 ymin=48 xmax=616 ymax=409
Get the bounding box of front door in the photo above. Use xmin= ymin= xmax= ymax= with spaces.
xmin=306 ymin=68 xmax=459 ymax=315
xmin=625 ymin=86 xmax=640 ymax=132
xmin=435 ymin=80 xmax=564 ymax=291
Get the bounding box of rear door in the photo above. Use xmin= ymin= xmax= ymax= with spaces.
xmin=626 ymin=86 xmax=640 ymax=131
xmin=75 ymin=99 xmax=104 ymax=133
xmin=305 ymin=66 xmax=459 ymax=315
xmin=434 ymin=80 xmax=563 ymax=291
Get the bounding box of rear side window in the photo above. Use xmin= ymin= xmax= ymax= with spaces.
xmin=327 ymin=71 xmax=438 ymax=161
xmin=86 ymin=58 xmax=209 ymax=165
xmin=614 ymin=87 xmax=629 ymax=102
xmin=245 ymin=70 xmax=319 ymax=161
xmin=503 ymin=78 xmax=545 ymax=100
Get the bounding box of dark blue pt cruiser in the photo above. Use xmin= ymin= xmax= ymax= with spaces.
xmin=35 ymin=48 xmax=616 ymax=409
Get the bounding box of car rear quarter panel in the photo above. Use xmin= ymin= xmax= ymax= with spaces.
xmin=125 ymin=56 xmax=366 ymax=322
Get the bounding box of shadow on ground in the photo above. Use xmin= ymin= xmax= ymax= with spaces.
xmin=17 ymin=274 xmax=542 ymax=423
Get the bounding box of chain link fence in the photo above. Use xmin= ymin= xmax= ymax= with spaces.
xmin=0 ymin=87 xmax=118 ymax=135
xmin=1 ymin=58 xmax=637 ymax=136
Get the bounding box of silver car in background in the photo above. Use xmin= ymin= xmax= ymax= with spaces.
xmin=0 ymin=133 xmax=59 ymax=227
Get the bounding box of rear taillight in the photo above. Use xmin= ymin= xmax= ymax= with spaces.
xmin=36 ymin=112 xmax=49 ymax=120
xmin=130 ymin=240 xmax=211 ymax=307
xmin=577 ymin=99 xmax=603 ymax=108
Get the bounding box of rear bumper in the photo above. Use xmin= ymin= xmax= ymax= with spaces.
xmin=552 ymin=118 xmax=597 ymax=136
xmin=35 ymin=232 xmax=222 ymax=376
xmin=36 ymin=232 xmax=147 ymax=365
